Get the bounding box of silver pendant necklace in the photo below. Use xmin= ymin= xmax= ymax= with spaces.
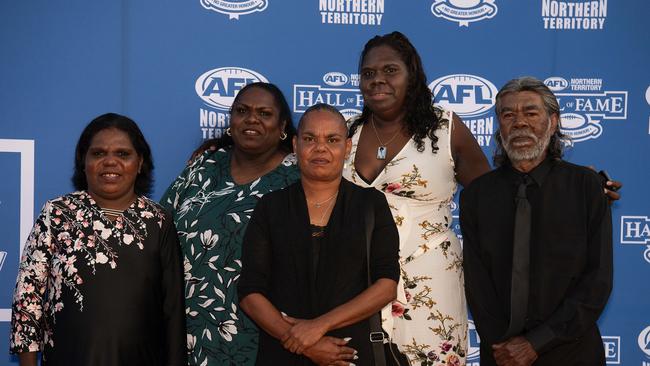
xmin=370 ymin=115 xmax=401 ymax=160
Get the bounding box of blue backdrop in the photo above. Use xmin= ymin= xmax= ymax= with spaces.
xmin=1 ymin=1 xmax=649 ymax=364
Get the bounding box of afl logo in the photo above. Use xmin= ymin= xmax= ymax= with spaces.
xmin=638 ymin=325 xmax=650 ymax=357
xmin=323 ymin=72 xmax=349 ymax=87
xmin=544 ymin=77 xmax=569 ymax=92
xmin=430 ymin=74 xmax=497 ymax=118
xmin=200 ymin=0 xmax=268 ymax=20
xmin=195 ymin=67 xmax=268 ymax=110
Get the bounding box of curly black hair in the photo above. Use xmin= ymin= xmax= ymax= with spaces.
xmin=193 ymin=82 xmax=296 ymax=157
xmin=72 ymin=113 xmax=154 ymax=196
xmin=349 ymin=31 xmax=442 ymax=154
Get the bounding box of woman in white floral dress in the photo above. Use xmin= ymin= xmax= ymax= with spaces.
xmin=342 ymin=32 xmax=491 ymax=366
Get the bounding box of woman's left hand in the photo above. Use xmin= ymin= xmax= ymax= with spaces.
xmin=281 ymin=315 xmax=329 ymax=355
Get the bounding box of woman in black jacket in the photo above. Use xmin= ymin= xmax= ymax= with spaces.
xmin=238 ymin=103 xmax=400 ymax=366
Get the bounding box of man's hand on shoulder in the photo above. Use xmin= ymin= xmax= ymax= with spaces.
xmin=492 ymin=336 xmax=538 ymax=366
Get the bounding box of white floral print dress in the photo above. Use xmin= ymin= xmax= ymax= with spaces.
xmin=343 ymin=107 xmax=468 ymax=366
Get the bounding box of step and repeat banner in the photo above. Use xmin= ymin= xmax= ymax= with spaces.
xmin=1 ymin=0 xmax=649 ymax=364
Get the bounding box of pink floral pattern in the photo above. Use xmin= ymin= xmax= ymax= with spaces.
xmin=10 ymin=191 xmax=166 ymax=353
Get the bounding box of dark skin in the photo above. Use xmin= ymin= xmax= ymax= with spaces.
xmin=492 ymin=336 xmax=538 ymax=366
xmin=354 ymin=113 xmax=490 ymax=188
xmin=228 ymin=87 xmax=288 ymax=185
xmin=240 ymin=112 xmax=397 ymax=364
xmin=356 ymin=44 xmax=490 ymax=188
xmin=18 ymin=353 xmax=37 ymax=366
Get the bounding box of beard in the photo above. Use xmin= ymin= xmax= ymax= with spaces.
xmin=501 ymin=119 xmax=554 ymax=163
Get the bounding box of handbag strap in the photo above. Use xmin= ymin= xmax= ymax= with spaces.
xmin=365 ymin=200 xmax=387 ymax=366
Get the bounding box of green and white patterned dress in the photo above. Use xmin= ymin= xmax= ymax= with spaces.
xmin=161 ymin=148 xmax=300 ymax=366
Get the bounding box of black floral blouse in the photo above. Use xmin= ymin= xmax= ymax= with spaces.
xmin=10 ymin=191 xmax=186 ymax=366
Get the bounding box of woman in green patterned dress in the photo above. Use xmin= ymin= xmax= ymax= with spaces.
xmin=161 ymin=83 xmax=301 ymax=365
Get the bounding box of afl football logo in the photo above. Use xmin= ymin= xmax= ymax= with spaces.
xmin=340 ymin=108 xmax=363 ymax=120
xmin=200 ymin=0 xmax=268 ymax=20
xmin=430 ymin=74 xmax=497 ymax=118
xmin=431 ymin=0 xmax=498 ymax=27
xmin=195 ymin=67 xmax=268 ymax=110
xmin=323 ymin=72 xmax=349 ymax=87
xmin=559 ymin=112 xmax=602 ymax=143
xmin=544 ymin=77 xmax=568 ymax=92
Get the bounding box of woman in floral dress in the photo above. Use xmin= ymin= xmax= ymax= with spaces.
xmin=342 ymin=32 xmax=491 ymax=366
xmin=160 ymin=83 xmax=301 ymax=365
xmin=10 ymin=113 xmax=186 ymax=366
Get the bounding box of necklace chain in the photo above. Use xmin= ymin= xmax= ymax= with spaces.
xmin=306 ymin=191 xmax=338 ymax=208
xmin=307 ymin=191 xmax=339 ymax=226
xmin=316 ymin=194 xmax=337 ymax=226
xmin=370 ymin=115 xmax=402 ymax=147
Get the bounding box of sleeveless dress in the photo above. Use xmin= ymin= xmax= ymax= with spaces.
xmin=343 ymin=107 xmax=468 ymax=366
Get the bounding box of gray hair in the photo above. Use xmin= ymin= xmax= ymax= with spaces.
xmin=495 ymin=76 xmax=560 ymax=117
xmin=493 ymin=76 xmax=568 ymax=166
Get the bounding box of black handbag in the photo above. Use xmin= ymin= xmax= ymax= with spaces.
xmin=364 ymin=202 xmax=410 ymax=366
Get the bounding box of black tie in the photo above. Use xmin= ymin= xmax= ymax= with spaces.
xmin=505 ymin=175 xmax=531 ymax=339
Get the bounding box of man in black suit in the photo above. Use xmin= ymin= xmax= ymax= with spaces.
xmin=461 ymin=77 xmax=613 ymax=366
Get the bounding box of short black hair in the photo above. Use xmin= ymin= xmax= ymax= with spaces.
xmin=297 ymin=103 xmax=347 ymax=133
xmin=72 ymin=113 xmax=154 ymax=196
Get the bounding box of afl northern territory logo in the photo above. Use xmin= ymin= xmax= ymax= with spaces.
xmin=200 ymin=0 xmax=268 ymax=20
xmin=544 ymin=76 xmax=627 ymax=144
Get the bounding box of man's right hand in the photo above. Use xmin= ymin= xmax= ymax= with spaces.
xmin=302 ymin=336 xmax=357 ymax=366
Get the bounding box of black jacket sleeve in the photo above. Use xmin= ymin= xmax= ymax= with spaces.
xmin=460 ymin=185 xmax=509 ymax=346
xmin=237 ymin=196 xmax=273 ymax=300
xmin=159 ymin=213 xmax=188 ymax=366
xmin=523 ymin=172 xmax=613 ymax=353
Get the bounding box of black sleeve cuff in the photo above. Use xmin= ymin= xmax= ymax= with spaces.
xmin=524 ymin=324 xmax=556 ymax=353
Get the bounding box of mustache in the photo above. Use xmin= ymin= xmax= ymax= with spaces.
xmin=503 ymin=129 xmax=538 ymax=144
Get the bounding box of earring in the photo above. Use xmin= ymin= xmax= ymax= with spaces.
xmin=280 ymin=131 xmax=287 ymax=140
xmin=226 ymin=127 xmax=232 ymax=136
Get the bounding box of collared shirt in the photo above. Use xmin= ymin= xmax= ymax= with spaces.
xmin=460 ymin=158 xmax=612 ymax=365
